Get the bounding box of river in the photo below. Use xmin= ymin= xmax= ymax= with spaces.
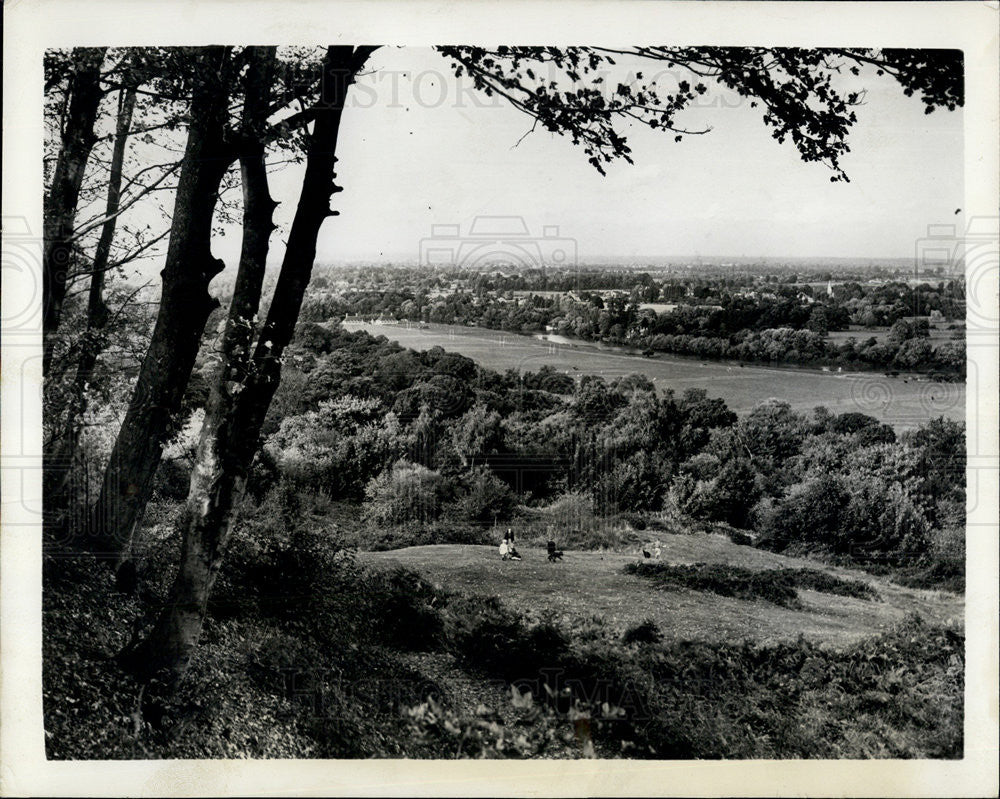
xmin=339 ymin=321 xmax=965 ymax=431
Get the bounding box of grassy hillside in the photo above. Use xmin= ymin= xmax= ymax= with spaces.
xmin=45 ymin=527 xmax=964 ymax=760
xmin=361 ymin=534 xmax=962 ymax=647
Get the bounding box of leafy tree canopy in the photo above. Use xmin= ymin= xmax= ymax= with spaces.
xmin=439 ymin=47 xmax=963 ymax=179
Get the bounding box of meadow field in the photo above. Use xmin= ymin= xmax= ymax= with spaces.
xmin=341 ymin=321 xmax=965 ymax=430
xmin=361 ymin=534 xmax=963 ymax=647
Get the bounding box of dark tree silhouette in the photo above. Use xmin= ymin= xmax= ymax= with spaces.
xmin=125 ymin=46 xmax=378 ymax=676
xmin=438 ymin=47 xmax=963 ymax=180
xmin=43 ymin=47 xmax=108 ymax=372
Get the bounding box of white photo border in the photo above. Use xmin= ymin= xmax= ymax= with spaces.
xmin=3 ymin=1 xmax=997 ymax=796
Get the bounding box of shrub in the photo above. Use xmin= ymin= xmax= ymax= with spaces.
xmin=887 ymin=559 xmax=965 ymax=593
xmin=779 ymin=568 xmax=881 ymax=601
xmin=363 ymin=460 xmax=448 ymax=526
xmin=622 ymin=513 xmax=647 ymax=531
xmin=376 ymin=567 xmax=447 ymax=651
xmin=444 ymin=595 xmax=531 ymax=677
xmin=446 ymin=466 xmax=517 ymax=524
xmin=358 ymin=520 xmax=495 ymax=551
xmin=443 ymin=596 xmax=568 ymax=681
xmin=624 ymin=562 xmax=880 ymax=605
xmin=538 ymin=491 xmax=595 ymax=530
xmin=622 ymin=619 xmax=662 ymax=646
xmin=624 ymin=562 xmax=801 ymax=607
xmin=728 ymin=529 xmax=755 ymax=546
xmin=553 ymin=524 xmax=638 ymax=551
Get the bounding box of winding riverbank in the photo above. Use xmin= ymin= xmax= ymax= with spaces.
xmin=339 ymin=320 xmax=965 ymax=431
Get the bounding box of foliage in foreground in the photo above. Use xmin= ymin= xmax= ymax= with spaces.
xmin=43 ymin=541 xmax=443 ymax=759
xmin=45 ymin=537 xmax=961 ymax=760
xmin=438 ymin=595 xmax=963 ymax=759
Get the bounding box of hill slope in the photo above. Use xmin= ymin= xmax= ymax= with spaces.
xmin=361 ymin=533 xmax=962 ymax=647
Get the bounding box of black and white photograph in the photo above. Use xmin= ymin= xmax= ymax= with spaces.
xmin=3 ymin=1 xmax=998 ymax=795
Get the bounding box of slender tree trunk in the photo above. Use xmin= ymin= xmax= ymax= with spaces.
xmin=43 ymin=47 xmax=107 ymax=374
xmin=89 ymin=47 xmax=236 ymax=581
xmin=46 ymin=83 xmax=137 ymax=528
xmin=129 ymin=46 xmax=374 ymax=679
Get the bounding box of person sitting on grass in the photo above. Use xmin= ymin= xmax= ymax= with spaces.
xmin=502 ymin=528 xmax=521 ymax=561
xmin=547 ymin=540 xmax=564 ymax=562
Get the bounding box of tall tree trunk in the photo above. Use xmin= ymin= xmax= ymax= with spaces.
xmin=46 ymin=82 xmax=137 ymax=530
xmin=43 ymin=47 xmax=107 ymax=375
xmin=89 ymin=47 xmax=236 ymax=582
xmin=128 ymin=45 xmax=375 ymax=679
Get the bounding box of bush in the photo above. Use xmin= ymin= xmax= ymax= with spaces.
xmin=511 ymin=494 xmax=641 ymax=551
xmin=376 ymin=567 xmax=447 ymax=650
xmin=728 ymin=529 xmax=755 ymax=546
xmin=779 ymin=568 xmax=881 ymax=601
xmin=444 ymin=596 xmax=568 ymax=681
xmin=537 ymin=491 xmax=595 ymax=530
xmin=889 ymin=559 xmax=965 ymax=593
xmin=622 ymin=513 xmax=647 ymax=531
xmin=446 ymin=467 xmax=517 ymax=524
xmin=622 ymin=619 xmax=662 ymax=646
xmin=363 ymin=460 xmax=448 ymax=526
xmin=358 ymin=520 xmax=495 ymax=551
xmin=624 ymin=562 xmax=801 ymax=607
xmin=623 ymin=562 xmax=880 ymax=605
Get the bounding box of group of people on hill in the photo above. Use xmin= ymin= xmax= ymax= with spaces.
xmin=498 ymin=529 xmax=564 ymax=562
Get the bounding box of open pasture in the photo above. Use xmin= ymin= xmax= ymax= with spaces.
xmin=360 ymin=534 xmax=962 ymax=648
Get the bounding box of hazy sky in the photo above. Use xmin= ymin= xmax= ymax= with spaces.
xmin=207 ymin=46 xmax=964 ymax=265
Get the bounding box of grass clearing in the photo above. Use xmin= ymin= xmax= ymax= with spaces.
xmin=360 ymin=532 xmax=962 ymax=648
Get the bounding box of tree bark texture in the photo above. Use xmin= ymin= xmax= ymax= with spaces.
xmin=43 ymin=47 xmax=108 ymax=374
xmin=131 ymin=45 xmax=374 ymax=679
xmin=90 ymin=47 xmax=236 ymax=576
xmin=46 ymin=82 xmax=137 ymax=528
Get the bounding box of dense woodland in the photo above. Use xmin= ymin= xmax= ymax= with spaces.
xmin=232 ymin=324 xmax=965 ymax=578
xmin=42 ymin=46 xmax=965 ymax=759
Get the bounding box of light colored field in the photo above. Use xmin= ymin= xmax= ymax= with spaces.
xmin=360 ymin=536 xmax=963 ymax=648
xmin=341 ymin=321 xmax=965 ymax=430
